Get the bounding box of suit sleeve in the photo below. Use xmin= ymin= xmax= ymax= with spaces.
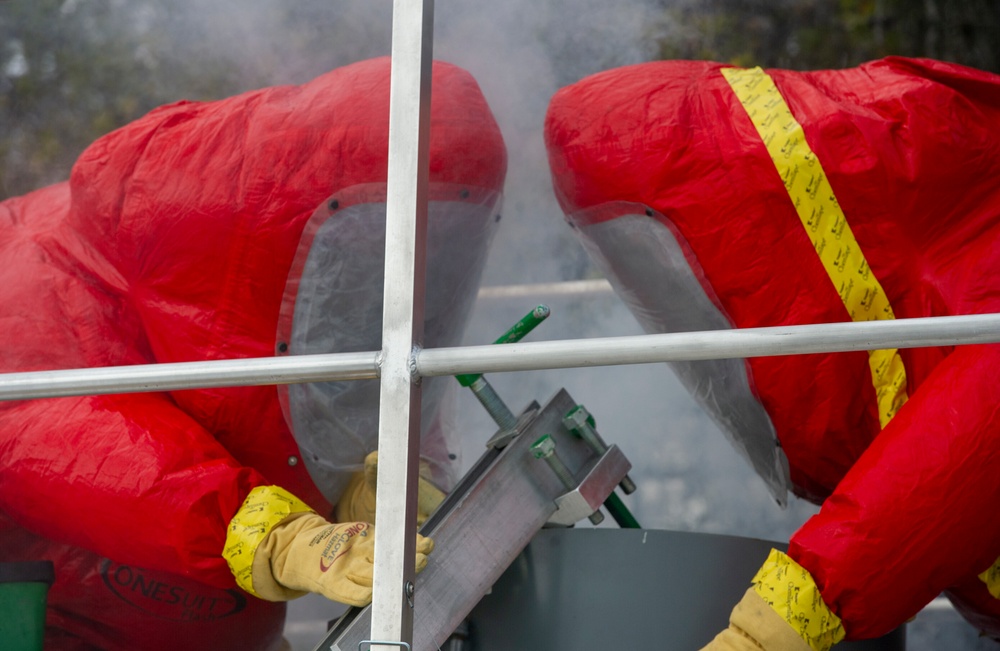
xmin=0 ymin=391 xmax=268 ymax=588
xmin=0 ymin=187 xmax=270 ymax=588
xmin=788 ymin=343 xmax=1000 ymax=639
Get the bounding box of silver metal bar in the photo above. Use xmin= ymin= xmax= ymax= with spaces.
xmin=0 ymin=352 xmax=379 ymax=401
xmin=372 ymin=0 xmax=434 ymax=647
xmin=416 ymin=313 xmax=1000 ymax=377
xmin=476 ymin=278 xmax=613 ymax=300
xmin=1 ymin=315 xmax=999 ymax=402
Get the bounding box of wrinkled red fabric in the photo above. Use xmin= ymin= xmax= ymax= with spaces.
xmin=545 ymin=57 xmax=1000 ymax=640
xmin=0 ymin=57 xmax=506 ymax=650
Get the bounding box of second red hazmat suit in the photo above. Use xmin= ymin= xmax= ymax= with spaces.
xmin=545 ymin=57 xmax=1000 ymax=648
xmin=0 ymin=57 xmax=506 ymax=650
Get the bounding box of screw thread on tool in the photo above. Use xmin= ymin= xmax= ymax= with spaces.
xmin=530 ymin=434 xmax=604 ymax=526
xmin=470 ymin=376 xmax=517 ymax=431
xmin=564 ymin=405 xmax=637 ymax=495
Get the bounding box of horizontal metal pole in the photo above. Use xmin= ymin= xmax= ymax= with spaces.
xmin=415 ymin=314 xmax=1000 ymax=377
xmin=476 ymin=279 xmax=613 ymax=300
xmin=1 ymin=314 xmax=999 ymax=402
xmin=0 ymin=352 xmax=380 ymax=401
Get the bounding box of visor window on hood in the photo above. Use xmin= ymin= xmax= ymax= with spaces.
xmin=277 ymin=184 xmax=501 ymax=504
xmin=568 ymin=202 xmax=791 ymax=506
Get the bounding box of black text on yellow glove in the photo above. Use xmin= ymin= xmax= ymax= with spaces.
xmin=700 ymin=588 xmax=813 ymax=651
xmin=251 ymin=512 xmax=434 ymax=606
xmin=334 ymin=450 xmax=446 ymax=526
xmin=223 ymin=485 xmax=434 ymax=606
xmin=700 ymin=548 xmax=846 ymax=651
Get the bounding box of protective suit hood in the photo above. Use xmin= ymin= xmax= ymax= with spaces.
xmin=545 ymin=57 xmax=1000 ymax=505
xmin=0 ymin=57 xmax=505 ymax=649
xmin=64 ymin=56 xmax=507 ymax=506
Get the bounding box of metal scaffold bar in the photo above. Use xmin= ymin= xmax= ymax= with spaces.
xmin=414 ymin=313 xmax=1000 ymax=376
xmin=0 ymin=314 xmax=998 ymax=402
xmin=0 ymin=352 xmax=379 ymax=401
xmin=476 ymin=278 xmax=613 ymax=299
xmin=371 ymin=0 xmax=435 ymax=647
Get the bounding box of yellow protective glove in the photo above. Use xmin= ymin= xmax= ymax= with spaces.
xmin=224 ymin=485 xmax=434 ymax=606
xmin=334 ymin=450 xmax=446 ymax=526
xmin=701 ymin=549 xmax=845 ymax=651
xmin=701 ymin=588 xmax=812 ymax=651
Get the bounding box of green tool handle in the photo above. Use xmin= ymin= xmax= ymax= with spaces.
xmin=456 ymin=305 xmax=550 ymax=387
xmin=603 ymin=491 xmax=641 ymax=529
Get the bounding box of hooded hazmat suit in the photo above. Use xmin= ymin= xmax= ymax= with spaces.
xmin=0 ymin=57 xmax=506 ymax=651
xmin=544 ymin=57 xmax=1000 ymax=646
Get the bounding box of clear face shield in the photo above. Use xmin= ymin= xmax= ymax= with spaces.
xmin=567 ymin=201 xmax=791 ymax=507
xmin=277 ymin=183 xmax=502 ymax=505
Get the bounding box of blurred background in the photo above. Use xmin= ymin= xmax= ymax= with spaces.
xmin=3 ymin=1 xmax=998 ymax=649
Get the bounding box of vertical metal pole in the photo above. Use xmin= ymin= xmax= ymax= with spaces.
xmin=371 ymin=0 xmax=434 ymax=648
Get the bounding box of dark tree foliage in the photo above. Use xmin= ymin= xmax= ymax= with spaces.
xmin=0 ymin=1 xmax=243 ymax=197
xmin=0 ymin=0 xmax=390 ymax=199
xmin=1 ymin=1 xmax=997 ymax=200
xmin=654 ymin=0 xmax=1000 ymax=73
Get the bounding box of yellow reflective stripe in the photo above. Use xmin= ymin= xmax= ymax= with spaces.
xmin=722 ymin=66 xmax=908 ymax=427
xmin=752 ymin=549 xmax=846 ymax=651
xmin=223 ymin=485 xmax=314 ymax=596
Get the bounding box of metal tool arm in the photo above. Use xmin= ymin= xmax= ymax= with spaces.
xmin=315 ymin=389 xmax=631 ymax=651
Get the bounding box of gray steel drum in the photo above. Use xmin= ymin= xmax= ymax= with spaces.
xmin=466 ymin=528 xmax=904 ymax=650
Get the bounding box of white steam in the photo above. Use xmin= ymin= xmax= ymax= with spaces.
xmin=127 ymin=0 xmax=816 ymax=538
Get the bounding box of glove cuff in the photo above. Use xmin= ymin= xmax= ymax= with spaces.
xmin=223 ymin=485 xmax=315 ymax=597
xmin=979 ymin=555 xmax=1000 ymax=599
xmin=750 ymin=549 xmax=845 ymax=651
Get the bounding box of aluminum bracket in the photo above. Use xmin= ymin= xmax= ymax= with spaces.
xmin=314 ymin=388 xmax=632 ymax=651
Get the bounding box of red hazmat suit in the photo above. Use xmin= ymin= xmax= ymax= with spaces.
xmin=544 ymin=57 xmax=1000 ymax=641
xmin=0 ymin=57 xmax=506 ymax=650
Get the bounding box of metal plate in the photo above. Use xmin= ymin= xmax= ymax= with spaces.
xmin=317 ymin=389 xmax=631 ymax=651
xmin=467 ymin=528 xmax=905 ymax=650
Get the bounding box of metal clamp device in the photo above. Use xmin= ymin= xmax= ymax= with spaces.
xmin=316 ymin=388 xmax=633 ymax=651
xmin=314 ymin=306 xmax=637 ymax=651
